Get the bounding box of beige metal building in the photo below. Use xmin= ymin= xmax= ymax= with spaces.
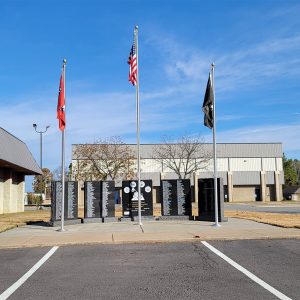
xmin=0 ymin=128 xmax=41 ymax=214
xmin=72 ymin=143 xmax=284 ymax=205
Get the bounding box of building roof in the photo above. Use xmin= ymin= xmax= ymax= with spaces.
xmin=72 ymin=143 xmax=283 ymax=159
xmin=136 ymin=143 xmax=283 ymax=158
xmin=0 ymin=127 xmax=42 ymax=175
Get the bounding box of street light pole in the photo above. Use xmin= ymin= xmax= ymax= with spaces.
xmin=40 ymin=131 xmax=42 ymax=169
xmin=33 ymin=124 xmax=50 ymax=170
xmin=33 ymin=124 xmax=50 ymax=201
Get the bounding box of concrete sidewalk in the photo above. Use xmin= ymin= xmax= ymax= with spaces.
xmin=0 ymin=218 xmax=299 ymax=249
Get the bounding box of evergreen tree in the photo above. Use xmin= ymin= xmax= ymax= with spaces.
xmin=283 ymin=154 xmax=298 ymax=186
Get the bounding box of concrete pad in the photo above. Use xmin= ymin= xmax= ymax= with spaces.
xmin=0 ymin=218 xmax=299 ymax=249
xmin=25 ymin=232 xmax=114 ymax=247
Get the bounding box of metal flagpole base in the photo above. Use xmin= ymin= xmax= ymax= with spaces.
xmin=57 ymin=228 xmax=67 ymax=232
xmin=212 ymin=223 xmax=221 ymax=227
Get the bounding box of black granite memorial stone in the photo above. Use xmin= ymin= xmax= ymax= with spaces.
xmin=51 ymin=181 xmax=64 ymax=221
xmin=67 ymin=181 xmax=78 ymax=219
xmin=122 ymin=180 xmax=153 ymax=218
xmin=177 ymin=179 xmax=192 ymax=216
xmin=161 ymin=179 xmax=192 ymax=216
xmin=101 ymin=181 xmax=115 ymax=218
xmin=198 ymin=178 xmax=227 ymax=222
xmin=51 ymin=181 xmax=78 ymax=221
xmin=84 ymin=181 xmax=101 ymax=219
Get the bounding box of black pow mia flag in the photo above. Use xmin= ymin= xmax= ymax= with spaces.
xmin=202 ymin=73 xmax=214 ymax=129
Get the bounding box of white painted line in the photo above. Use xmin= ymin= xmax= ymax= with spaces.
xmin=201 ymin=241 xmax=292 ymax=300
xmin=0 ymin=246 xmax=59 ymax=300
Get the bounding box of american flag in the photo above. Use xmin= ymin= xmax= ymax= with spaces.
xmin=128 ymin=41 xmax=137 ymax=85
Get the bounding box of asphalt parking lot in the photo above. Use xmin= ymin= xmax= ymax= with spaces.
xmin=0 ymin=239 xmax=299 ymax=300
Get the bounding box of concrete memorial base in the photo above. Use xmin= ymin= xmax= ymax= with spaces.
xmin=133 ymin=216 xmax=156 ymax=222
xmin=195 ymin=215 xmax=228 ymax=222
xmin=119 ymin=217 xmax=133 ymax=222
xmin=158 ymin=215 xmax=193 ymax=221
xmin=102 ymin=217 xmax=119 ymax=223
xmin=83 ymin=218 xmax=103 ymax=224
xmin=50 ymin=219 xmax=82 ymax=227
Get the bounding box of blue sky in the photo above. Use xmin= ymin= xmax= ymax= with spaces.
xmin=0 ymin=0 xmax=300 ymax=191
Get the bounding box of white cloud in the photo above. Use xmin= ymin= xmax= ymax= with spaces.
xmin=149 ymin=31 xmax=300 ymax=96
xmin=204 ymin=124 xmax=300 ymax=157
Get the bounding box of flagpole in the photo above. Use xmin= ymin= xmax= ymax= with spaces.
xmin=134 ymin=25 xmax=142 ymax=226
xmin=211 ymin=63 xmax=220 ymax=227
xmin=60 ymin=59 xmax=67 ymax=232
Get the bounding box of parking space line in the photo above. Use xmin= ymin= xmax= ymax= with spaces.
xmin=0 ymin=246 xmax=59 ymax=300
xmin=201 ymin=241 xmax=293 ymax=300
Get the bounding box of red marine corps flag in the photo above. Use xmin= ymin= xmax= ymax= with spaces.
xmin=57 ymin=69 xmax=65 ymax=131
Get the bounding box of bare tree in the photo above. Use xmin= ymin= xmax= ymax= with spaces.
xmin=72 ymin=136 xmax=135 ymax=181
xmin=152 ymin=135 xmax=212 ymax=179
xmin=52 ymin=166 xmax=70 ymax=181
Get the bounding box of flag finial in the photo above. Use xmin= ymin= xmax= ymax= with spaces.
xmin=135 ymin=25 xmax=139 ymax=30
xmin=63 ymin=59 xmax=67 ymax=65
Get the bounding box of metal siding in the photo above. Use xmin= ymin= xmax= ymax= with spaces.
xmin=140 ymin=144 xmax=156 ymax=158
xmin=230 ymin=158 xmax=261 ymax=171
xmin=276 ymin=158 xmax=283 ymax=171
xmin=218 ymin=158 xmax=228 ymax=171
xmin=163 ymin=172 xmax=194 ymax=183
xmin=216 ymin=143 xmax=283 ymax=158
xmin=141 ymin=159 xmax=162 ymax=172
xmin=162 ymin=159 xmax=189 ymax=172
xmin=233 ymin=171 xmax=261 ymax=185
xmin=195 ymin=159 xmax=212 ymax=171
xmin=218 ymin=171 xmax=228 ymax=185
xmin=180 ymin=159 xmax=188 ymax=172
xmin=262 ymin=158 xmax=276 ymax=171
xmin=73 ymin=143 xmax=283 ymax=159
xmin=141 ymin=172 xmax=160 ymax=186
xmin=196 ymin=171 xmax=227 ymax=185
xmin=197 ymin=171 xmax=213 ymax=178
xmin=162 ymin=162 xmax=174 ymax=173
xmin=266 ymin=171 xmax=275 ymax=185
xmin=199 ymin=158 xmax=228 ymax=172
xmin=163 ymin=172 xmax=179 ymax=180
xmin=71 ymin=143 xmax=284 ymax=187
xmin=199 ymin=159 xmax=213 ymax=172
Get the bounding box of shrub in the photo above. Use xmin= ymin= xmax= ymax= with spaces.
xmin=27 ymin=193 xmax=43 ymax=207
